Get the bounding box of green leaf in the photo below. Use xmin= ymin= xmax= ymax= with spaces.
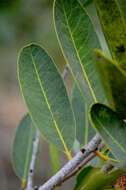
xmin=83 ymin=0 xmax=93 ymax=6
xmin=12 ymin=114 xmax=36 ymax=181
xmin=90 ymin=103 xmax=126 ymax=163
xmin=85 ymin=3 xmax=110 ymax=57
xmin=94 ymin=0 xmax=126 ymax=70
xmin=95 ymin=49 xmax=126 ymax=118
xmin=118 ymin=0 xmax=126 ymax=20
xmin=71 ymin=83 xmax=95 ymax=145
xmin=49 ymin=144 xmax=61 ymax=174
xmin=18 ymin=44 xmax=75 ymax=159
xmin=74 ymin=166 xmax=124 ymax=190
xmin=54 ymin=0 xmax=107 ymax=105
xmin=74 ymin=166 xmax=93 ymax=190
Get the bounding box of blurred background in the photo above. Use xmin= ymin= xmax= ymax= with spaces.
xmin=0 ymin=0 xmax=74 ymax=189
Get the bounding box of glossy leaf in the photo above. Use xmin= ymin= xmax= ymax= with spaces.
xmin=54 ymin=0 xmax=107 ymax=105
xmin=18 ymin=44 xmax=75 ymax=159
xmin=94 ymin=0 xmax=126 ymax=70
xmin=95 ymin=49 xmax=126 ymax=118
xmin=74 ymin=166 xmax=124 ymax=190
xmin=71 ymin=83 xmax=95 ymax=145
xmin=12 ymin=114 xmax=36 ymax=181
xmin=90 ymin=103 xmax=126 ymax=163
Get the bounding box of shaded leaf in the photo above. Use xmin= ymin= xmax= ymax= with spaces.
xmin=12 ymin=114 xmax=36 ymax=181
xmin=95 ymin=49 xmax=126 ymax=118
xmin=74 ymin=166 xmax=93 ymax=190
xmin=18 ymin=44 xmax=75 ymax=159
xmin=54 ymin=0 xmax=107 ymax=105
xmin=90 ymin=103 xmax=126 ymax=163
xmin=94 ymin=0 xmax=126 ymax=70
xmin=84 ymin=2 xmax=110 ymax=56
xmin=83 ymin=0 xmax=93 ymax=6
xmin=118 ymin=0 xmax=126 ymax=20
xmin=71 ymin=83 xmax=95 ymax=145
xmin=74 ymin=166 xmax=124 ymax=190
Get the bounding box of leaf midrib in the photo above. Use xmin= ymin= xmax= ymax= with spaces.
xmin=30 ymin=52 xmax=72 ymax=160
xmin=62 ymin=0 xmax=97 ymax=103
xmin=54 ymin=0 xmax=90 ymax=106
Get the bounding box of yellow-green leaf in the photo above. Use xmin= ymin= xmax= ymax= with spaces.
xmin=49 ymin=144 xmax=61 ymax=174
xmin=74 ymin=166 xmax=124 ymax=190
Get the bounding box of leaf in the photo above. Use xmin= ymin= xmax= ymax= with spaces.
xmin=74 ymin=166 xmax=124 ymax=190
xmin=85 ymin=3 xmax=110 ymax=56
xmin=118 ymin=0 xmax=126 ymax=20
xmin=49 ymin=144 xmax=61 ymax=174
xmin=12 ymin=114 xmax=36 ymax=181
xmin=54 ymin=0 xmax=107 ymax=105
xmin=94 ymin=0 xmax=126 ymax=70
xmin=18 ymin=44 xmax=75 ymax=159
xmin=71 ymin=83 xmax=95 ymax=145
xmin=90 ymin=103 xmax=126 ymax=163
xmin=83 ymin=0 xmax=93 ymax=6
xmin=74 ymin=166 xmax=93 ymax=190
xmin=95 ymin=49 xmax=126 ymax=118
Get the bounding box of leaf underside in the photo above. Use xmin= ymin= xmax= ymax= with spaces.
xmin=18 ymin=44 xmax=75 ymax=159
xmin=12 ymin=114 xmax=36 ymax=181
xmin=54 ymin=0 xmax=107 ymax=105
xmin=71 ymin=83 xmax=95 ymax=145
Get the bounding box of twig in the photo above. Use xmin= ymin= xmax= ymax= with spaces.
xmin=57 ymin=142 xmax=105 ymax=186
xmin=62 ymin=142 xmax=106 ymax=184
xmin=38 ymin=134 xmax=101 ymax=190
xmin=62 ymin=153 xmax=95 ymax=184
xmin=26 ymin=130 xmax=40 ymax=190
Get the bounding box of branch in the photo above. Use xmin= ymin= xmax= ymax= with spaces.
xmin=62 ymin=142 xmax=105 ymax=184
xmin=62 ymin=153 xmax=95 ymax=184
xmin=26 ymin=130 xmax=40 ymax=190
xmin=38 ymin=134 xmax=101 ymax=190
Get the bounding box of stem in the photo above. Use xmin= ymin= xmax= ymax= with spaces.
xmin=95 ymin=150 xmax=109 ymax=161
xmin=56 ymin=142 xmax=105 ymax=187
xmin=62 ymin=153 xmax=95 ymax=184
xmin=26 ymin=130 xmax=40 ymax=190
xmin=38 ymin=134 xmax=101 ymax=190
